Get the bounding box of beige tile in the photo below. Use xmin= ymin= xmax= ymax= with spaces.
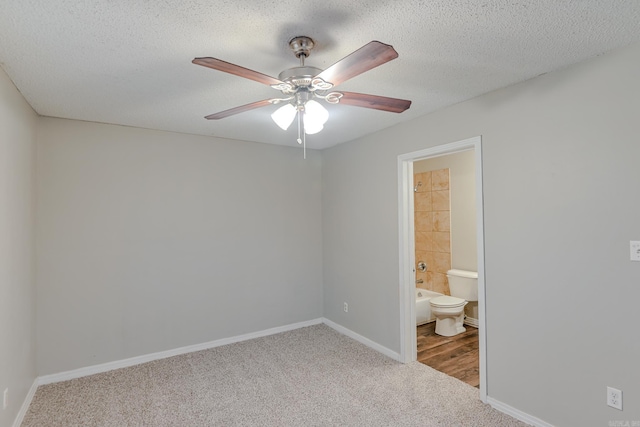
xmin=414 ymin=191 xmax=432 ymax=212
xmin=431 ymin=168 xmax=449 ymax=191
xmin=444 ymin=274 xmax=451 ymax=295
xmin=415 ymin=231 xmax=431 ymax=251
xmin=432 ymin=211 xmax=450 ymax=232
xmin=432 ymin=190 xmax=450 ymax=211
xmin=432 ymin=273 xmax=450 ymax=295
xmin=430 ymin=273 xmax=444 ymax=294
xmin=433 ymin=232 xmax=451 ymax=253
xmin=425 ymin=252 xmax=436 ymax=273
xmin=432 ymin=251 xmax=451 ymax=274
xmin=413 ymin=172 xmax=431 ymax=193
xmin=425 ymin=272 xmax=434 ymax=291
xmin=414 ymin=211 xmax=433 ymax=232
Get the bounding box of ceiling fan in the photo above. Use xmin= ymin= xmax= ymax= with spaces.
xmin=193 ymin=36 xmax=411 ymax=156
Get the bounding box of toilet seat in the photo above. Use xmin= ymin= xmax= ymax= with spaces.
xmin=430 ymin=295 xmax=466 ymax=308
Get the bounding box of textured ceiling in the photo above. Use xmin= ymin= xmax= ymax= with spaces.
xmin=1 ymin=1 xmax=640 ymax=149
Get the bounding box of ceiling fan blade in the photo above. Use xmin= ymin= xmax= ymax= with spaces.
xmin=193 ymin=57 xmax=284 ymax=87
xmin=205 ymin=99 xmax=275 ymax=120
xmin=337 ymin=91 xmax=411 ymax=113
xmin=315 ymin=41 xmax=399 ymax=87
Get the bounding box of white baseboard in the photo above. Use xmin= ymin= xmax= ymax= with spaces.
xmin=321 ymin=319 xmax=553 ymax=426
xmin=13 ymin=378 xmax=38 ymax=427
xmin=487 ymin=396 xmax=554 ymax=427
xmin=464 ymin=317 xmax=479 ymax=328
xmin=38 ymin=318 xmax=323 ymax=385
xmin=321 ymin=318 xmax=402 ymax=362
xmin=22 ymin=319 xmax=550 ymax=427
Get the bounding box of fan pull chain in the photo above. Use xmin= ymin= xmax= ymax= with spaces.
xmin=297 ymin=110 xmax=302 ymax=145
xmin=296 ymin=109 xmax=306 ymax=159
xmin=302 ymin=109 xmax=306 ymax=159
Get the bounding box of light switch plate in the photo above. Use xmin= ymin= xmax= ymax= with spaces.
xmin=631 ymin=241 xmax=640 ymax=261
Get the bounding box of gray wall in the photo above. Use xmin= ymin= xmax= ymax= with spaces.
xmin=5 ymin=39 xmax=640 ymax=426
xmin=36 ymin=118 xmax=324 ymax=375
xmin=0 ymin=68 xmax=37 ymax=426
xmin=414 ymin=150 xmax=477 ymax=272
xmin=322 ymin=43 xmax=640 ymax=425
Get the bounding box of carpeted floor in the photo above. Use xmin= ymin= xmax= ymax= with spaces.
xmin=23 ymin=324 xmax=529 ymax=426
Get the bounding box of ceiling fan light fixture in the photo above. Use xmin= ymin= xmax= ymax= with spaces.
xmin=303 ymin=99 xmax=329 ymax=134
xmin=304 ymin=121 xmax=323 ymax=135
xmin=305 ymin=100 xmax=329 ymax=124
xmin=271 ymin=103 xmax=297 ymax=130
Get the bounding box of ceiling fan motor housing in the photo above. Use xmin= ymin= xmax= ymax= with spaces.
xmin=289 ymin=36 xmax=314 ymax=59
xmin=277 ymin=66 xmax=323 ymax=93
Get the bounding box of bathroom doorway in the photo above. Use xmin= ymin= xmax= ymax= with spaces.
xmin=397 ymin=136 xmax=487 ymax=402
xmin=413 ymin=151 xmax=479 ymax=387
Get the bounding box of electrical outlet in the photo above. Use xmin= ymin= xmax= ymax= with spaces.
xmin=3 ymin=388 xmax=7 ymax=410
xmin=607 ymin=386 xmax=623 ymax=410
xmin=343 ymin=302 xmax=348 ymax=313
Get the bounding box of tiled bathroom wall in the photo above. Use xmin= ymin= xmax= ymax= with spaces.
xmin=414 ymin=169 xmax=451 ymax=295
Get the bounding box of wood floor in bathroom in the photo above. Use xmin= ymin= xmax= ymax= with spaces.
xmin=417 ymin=322 xmax=479 ymax=388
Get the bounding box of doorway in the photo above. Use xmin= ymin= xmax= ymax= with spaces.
xmin=397 ymin=136 xmax=487 ymax=402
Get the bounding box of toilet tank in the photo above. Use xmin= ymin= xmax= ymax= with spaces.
xmin=447 ymin=269 xmax=478 ymax=301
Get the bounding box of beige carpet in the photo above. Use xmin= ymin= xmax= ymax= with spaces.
xmin=23 ymin=324 xmax=529 ymax=426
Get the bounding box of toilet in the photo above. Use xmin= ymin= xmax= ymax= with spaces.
xmin=429 ymin=269 xmax=478 ymax=337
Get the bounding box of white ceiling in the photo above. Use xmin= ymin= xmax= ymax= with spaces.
xmin=1 ymin=1 xmax=640 ymax=150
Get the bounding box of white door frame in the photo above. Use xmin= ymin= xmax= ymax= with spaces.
xmin=397 ymin=135 xmax=487 ymax=402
